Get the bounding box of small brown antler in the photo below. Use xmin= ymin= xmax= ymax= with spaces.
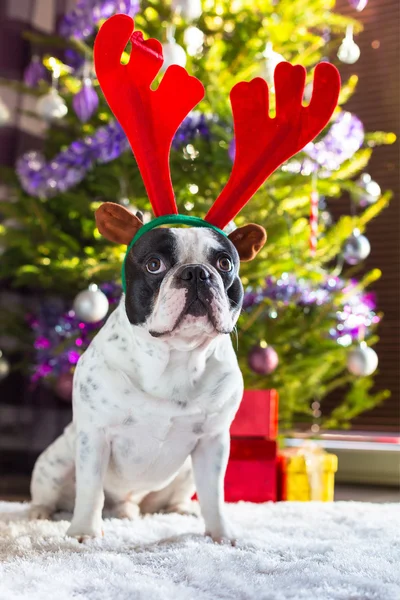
xmin=205 ymin=61 xmax=341 ymax=229
xmin=94 ymin=14 xmax=205 ymax=218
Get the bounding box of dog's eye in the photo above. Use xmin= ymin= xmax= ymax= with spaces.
xmin=146 ymin=257 xmax=166 ymax=274
xmin=217 ymin=256 xmax=233 ymax=272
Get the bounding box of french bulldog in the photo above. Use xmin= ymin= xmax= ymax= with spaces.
xmin=29 ymin=205 xmax=266 ymax=543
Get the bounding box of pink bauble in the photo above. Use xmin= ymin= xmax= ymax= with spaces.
xmin=248 ymin=345 xmax=279 ymax=375
xmin=55 ymin=372 xmax=74 ymax=402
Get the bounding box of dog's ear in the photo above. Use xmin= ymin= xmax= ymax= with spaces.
xmin=95 ymin=202 xmax=143 ymax=245
xmin=228 ymin=224 xmax=267 ymax=261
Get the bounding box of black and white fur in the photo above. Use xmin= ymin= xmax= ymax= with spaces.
xmin=30 ymin=227 xmax=244 ymax=543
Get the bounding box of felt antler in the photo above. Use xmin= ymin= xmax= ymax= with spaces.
xmin=94 ymin=14 xmax=205 ymax=217
xmin=205 ymin=61 xmax=341 ymax=229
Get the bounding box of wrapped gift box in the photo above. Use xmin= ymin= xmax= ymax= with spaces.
xmin=224 ymin=438 xmax=277 ymax=503
xmin=230 ymin=389 xmax=278 ymax=439
xmin=277 ymin=445 xmax=338 ymax=502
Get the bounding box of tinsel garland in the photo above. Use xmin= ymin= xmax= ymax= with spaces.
xmin=30 ymin=275 xmax=379 ymax=386
xmin=243 ymin=274 xmax=379 ymax=345
xmin=17 ymin=114 xmax=211 ymax=198
xmin=28 ymin=282 xmax=121 ymax=383
xmin=59 ymin=0 xmax=140 ymax=40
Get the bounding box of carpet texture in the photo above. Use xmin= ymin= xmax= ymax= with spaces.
xmin=0 ymin=501 xmax=399 ymax=600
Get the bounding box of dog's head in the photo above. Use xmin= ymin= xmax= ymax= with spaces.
xmin=96 ymin=203 xmax=266 ymax=345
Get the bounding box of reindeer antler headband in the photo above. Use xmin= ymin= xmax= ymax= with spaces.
xmin=93 ymin=14 xmax=340 ymax=292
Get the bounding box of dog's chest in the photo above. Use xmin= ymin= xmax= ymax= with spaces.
xmin=108 ymin=410 xmax=204 ymax=486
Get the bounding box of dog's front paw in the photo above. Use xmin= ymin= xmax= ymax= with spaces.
xmin=206 ymin=519 xmax=236 ymax=545
xmin=66 ymin=521 xmax=104 ymax=542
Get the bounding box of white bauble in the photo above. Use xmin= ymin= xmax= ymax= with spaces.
xmin=36 ymin=89 xmax=68 ymax=122
xmin=184 ymin=26 xmax=205 ymax=56
xmin=261 ymin=42 xmax=286 ymax=89
xmin=337 ymin=27 xmax=360 ymax=65
xmin=0 ymin=97 xmax=10 ymax=126
xmin=347 ymin=342 xmax=378 ymax=376
xmin=73 ymin=284 xmax=109 ymax=323
xmin=161 ymin=41 xmax=187 ymax=71
xmin=343 ymin=229 xmax=371 ymax=265
xmin=172 ymin=0 xmax=202 ymax=21
xmin=0 ymin=351 xmax=10 ymax=381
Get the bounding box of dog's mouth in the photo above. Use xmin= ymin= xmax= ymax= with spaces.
xmin=149 ymin=293 xmax=232 ymax=338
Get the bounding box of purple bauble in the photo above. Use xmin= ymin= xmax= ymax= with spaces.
xmin=348 ymin=0 xmax=368 ymax=11
xmin=228 ymin=139 xmax=236 ymax=161
xmin=248 ymin=345 xmax=279 ymax=375
xmin=73 ymin=79 xmax=99 ymax=123
xmin=55 ymin=372 xmax=74 ymax=401
xmin=23 ymin=57 xmax=46 ymax=87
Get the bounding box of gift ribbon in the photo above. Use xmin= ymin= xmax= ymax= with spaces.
xmin=296 ymin=441 xmax=325 ymax=501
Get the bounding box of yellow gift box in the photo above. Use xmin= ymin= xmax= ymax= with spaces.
xmin=278 ymin=443 xmax=338 ymax=502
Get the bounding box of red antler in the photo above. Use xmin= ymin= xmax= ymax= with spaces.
xmin=205 ymin=61 xmax=341 ymax=229
xmin=94 ymin=14 xmax=204 ymax=217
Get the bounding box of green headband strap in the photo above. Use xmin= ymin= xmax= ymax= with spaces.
xmin=121 ymin=214 xmax=227 ymax=293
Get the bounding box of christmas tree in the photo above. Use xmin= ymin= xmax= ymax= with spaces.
xmin=0 ymin=0 xmax=395 ymax=430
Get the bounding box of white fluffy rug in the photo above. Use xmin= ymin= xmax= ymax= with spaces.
xmin=1 ymin=501 xmax=399 ymax=600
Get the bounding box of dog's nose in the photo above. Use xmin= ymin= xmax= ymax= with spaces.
xmin=178 ymin=265 xmax=211 ymax=282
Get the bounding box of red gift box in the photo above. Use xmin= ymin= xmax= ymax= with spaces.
xmin=224 ymin=438 xmax=277 ymax=503
xmin=230 ymin=389 xmax=278 ymax=439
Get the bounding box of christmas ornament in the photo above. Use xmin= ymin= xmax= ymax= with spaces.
xmin=337 ymin=25 xmax=360 ymax=65
xmin=55 ymin=372 xmax=74 ymax=401
xmin=171 ymin=0 xmax=202 ymax=21
xmin=347 ymin=341 xmax=378 ymax=376
xmin=73 ymin=284 xmax=109 ymax=323
xmin=304 ymin=111 xmax=364 ymax=173
xmin=23 ymin=56 xmax=46 ymax=87
xmin=320 ymin=210 xmax=333 ymax=227
xmin=261 ymin=42 xmax=286 ymax=89
xmin=184 ymin=26 xmax=204 ymax=56
xmin=73 ymin=78 xmax=99 ymax=123
xmin=248 ymin=344 xmax=279 ymax=375
xmin=17 ymin=121 xmax=129 ymax=198
xmin=309 ymin=187 xmax=319 ymax=256
xmin=303 ymin=82 xmax=313 ymax=103
xmin=36 ymin=88 xmax=68 ymax=122
xmin=0 ymin=97 xmax=10 ymax=126
xmin=348 ymin=0 xmax=368 ymax=11
xmin=30 ymin=284 xmax=121 ymax=384
xmin=0 ymin=350 xmax=10 ymax=381
xmin=354 ymin=173 xmax=381 ymax=206
xmin=161 ymin=39 xmax=187 ymax=71
xmin=343 ymin=228 xmax=371 ymax=265
xmin=59 ymin=0 xmax=140 ymax=40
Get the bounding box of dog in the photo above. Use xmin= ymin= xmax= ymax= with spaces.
xmin=29 ymin=211 xmax=266 ymax=544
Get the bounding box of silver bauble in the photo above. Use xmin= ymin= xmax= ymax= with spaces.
xmin=161 ymin=41 xmax=187 ymax=71
xmin=0 ymin=351 xmax=10 ymax=381
xmin=355 ymin=173 xmax=381 ymax=206
xmin=73 ymin=284 xmax=109 ymax=323
xmin=347 ymin=342 xmax=378 ymax=376
xmin=171 ymin=0 xmax=202 ymax=20
xmin=343 ymin=229 xmax=371 ymax=265
xmin=36 ymin=88 xmax=68 ymax=122
xmin=0 ymin=97 xmax=10 ymax=126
